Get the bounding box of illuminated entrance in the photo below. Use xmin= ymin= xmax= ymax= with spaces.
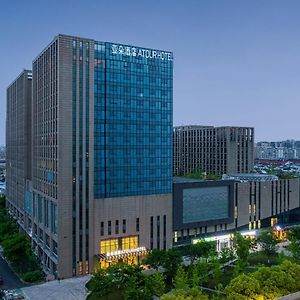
xmin=97 ymin=236 xmax=149 ymax=268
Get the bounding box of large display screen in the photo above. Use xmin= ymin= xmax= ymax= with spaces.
xmin=183 ymin=186 xmax=229 ymax=223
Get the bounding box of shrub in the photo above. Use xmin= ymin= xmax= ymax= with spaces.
xmin=22 ymin=270 xmax=44 ymax=283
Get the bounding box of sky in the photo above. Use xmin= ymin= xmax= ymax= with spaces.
xmin=1 ymin=0 xmax=300 ymax=144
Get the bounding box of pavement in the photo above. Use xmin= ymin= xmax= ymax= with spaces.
xmin=21 ymin=275 xmax=91 ymax=300
xmin=0 ymin=255 xmax=28 ymax=290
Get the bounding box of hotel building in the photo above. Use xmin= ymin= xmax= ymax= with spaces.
xmin=6 ymin=34 xmax=173 ymax=278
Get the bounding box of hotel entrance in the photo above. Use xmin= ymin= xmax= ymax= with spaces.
xmin=97 ymin=236 xmax=149 ymax=269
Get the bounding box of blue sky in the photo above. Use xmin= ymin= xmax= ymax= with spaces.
xmin=1 ymin=0 xmax=300 ymax=144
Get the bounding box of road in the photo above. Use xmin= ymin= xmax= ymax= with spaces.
xmin=0 ymin=255 xmax=28 ymax=290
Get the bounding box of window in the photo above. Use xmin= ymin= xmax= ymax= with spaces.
xmin=53 ymin=240 xmax=58 ymax=256
xmin=122 ymin=219 xmax=126 ymax=234
xmin=108 ymin=221 xmax=111 ymax=235
xmin=52 ymin=203 xmax=58 ymax=235
xmin=100 ymin=222 xmax=104 ymax=236
xmin=157 ymin=216 xmax=160 ymax=249
xmin=163 ymin=215 xmax=166 ymax=250
xmin=150 ymin=216 xmax=153 ymax=249
xmin=136 ymin=218 xmax=140 ymax=232
xmin=115 ymin=220 xmax=119 ymax=234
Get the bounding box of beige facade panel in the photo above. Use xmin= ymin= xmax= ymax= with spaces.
xmin=93 ymin=193 xmax=173 ymax=258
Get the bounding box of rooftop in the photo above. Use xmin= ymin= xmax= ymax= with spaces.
xmin=222 ymin=173 xmax=279 ymax=182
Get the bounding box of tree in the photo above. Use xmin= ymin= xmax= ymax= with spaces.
xmin=174 ymin=266 xmax=188 ymax=290
xmin=227 ymin=260 xmax=300 ymax=300
xmin=86 ymin=268 xmax=114 ymax=299
xmin=233 ymin=233 xmax=252 ymax=271
xmin=252 ymin=260 xmax=300 ymax=299
xmin=277 ymin=260 xmax=300 ymax=291
xmin=2 ymin=233 xmax=31 ymax=265
xmin=187 ymin=241 xmax=216 ymax=264
xmin=212 ymin=259 xmax=222 ymax=287
xmin=286 ymin=226 xmax=300 ymax=261
xmin=286 ymin=240 xmax=300 ymax=261
xmin=123 ymin=275 xmax=147 ymax=300
xmin=288 ymin=226 xmax=300 ymax=241
xmin=257 ymin=229 xmax=279 ymax=263
xmin=0 ymin=196 xmax=5 ymax=209
xmin=144 ymin=272 xmax=166 ymax=297
xmin=143 ymin=249 xmax=166 ymax=269
xmin=162 ymin=248 xmax=183 ymax=280
xmin=187 ymin=243 xmax=203 ymax=265
xmin=219 ymin=247 xmax=236 ymax=264
xmin=190 ymin=265 xmax=199 ymax=288
xmin=0 ymin=217 xmax=18 ymax=243
xmin=196 ymin=261 xmax=209 ymax=285
xmin=225 ymin=274 xmax=262 ymax=300
xmin=86 ymin=263 xmax=144 ymax=300
xmin=161 ymin=287 xmax=208 ymax=300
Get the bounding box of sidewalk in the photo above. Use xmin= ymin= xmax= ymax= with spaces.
xmin=21 ymin=275 xmax=91 ymax=300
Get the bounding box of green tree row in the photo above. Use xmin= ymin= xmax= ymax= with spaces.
xmin=0 ymin=196 xmax=43 ymax=283
xmin=225 ymin=260 xmax=300 ymax=300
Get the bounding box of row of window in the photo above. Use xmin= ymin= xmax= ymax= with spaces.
xmin=32 ymin=193 xmax=58 ymax=235
xmin=100 ymin=218 xmax=139 ymax=236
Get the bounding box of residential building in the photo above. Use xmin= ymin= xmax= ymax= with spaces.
xmin=256 ymin=140 xmax=300 ymax=160
xmin=173 ymin=125 xmax=254 ymax=176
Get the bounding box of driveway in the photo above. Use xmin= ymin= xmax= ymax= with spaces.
xmin=22 ymin=276 xmax=90 ymax=300
xmin=0 ymin=255 xmax=27 ymax=290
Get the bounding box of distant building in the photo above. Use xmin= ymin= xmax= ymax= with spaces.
xmin=256 ymin=140 xmax=300 ymax=160
xmin=173 ymin=125 xmax=254 ymax=176
xmin=0 ymin=146 xmax=6 ymax=160
xmin=6 ymin=70 xmax=32 ymax=222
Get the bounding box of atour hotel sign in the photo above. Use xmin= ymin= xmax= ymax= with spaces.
xmin=111 ymin=44 xmax=173 ymax=61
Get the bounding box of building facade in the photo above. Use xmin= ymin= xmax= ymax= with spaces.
xmin=173 ymin=125 xmax=254 ymax=176
xmin=6 ymin=70 xmax=32 ymax=228
xmin=173 ymin=177 xmax=300 ymax=250
xmin=7 ymin=34 xmax=173 ymax=278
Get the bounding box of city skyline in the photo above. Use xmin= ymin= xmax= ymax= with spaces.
xmin=2 ymin=0 xmax=300 ymax=144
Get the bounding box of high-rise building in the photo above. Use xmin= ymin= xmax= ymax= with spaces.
xmin=7 ymin=34 xmax=173 ymax=278
xmin=173 ymin=125 xmax=254 ymax=176
xmin=6 ymin=70 xmax=32 ymax=227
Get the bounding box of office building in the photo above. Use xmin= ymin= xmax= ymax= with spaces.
xmin=7 ymin=34 xmax=173 ymax=278
xmin=6 ymin=70 xmax=32 ymax=227
xmin=173 ymin=125 xmax=254 ymax=176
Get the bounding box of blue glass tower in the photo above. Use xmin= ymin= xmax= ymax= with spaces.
xmin=94 ymin=42 xmax=173 ymax=198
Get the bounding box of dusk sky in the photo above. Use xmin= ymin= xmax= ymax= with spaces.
xmin=1 ymin=0 xmax=300 ymax=144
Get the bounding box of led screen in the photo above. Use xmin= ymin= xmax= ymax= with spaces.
xmin=183 ymin=186 xmax=229 ymax=223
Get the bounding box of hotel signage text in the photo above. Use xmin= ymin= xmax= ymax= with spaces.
xmin=111 ymin=44 xmax=172 ymax=61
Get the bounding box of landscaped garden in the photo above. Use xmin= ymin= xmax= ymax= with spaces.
xmin=0 ymin=195 xmax=44 ymax=283
xmin=86 ymin=227 xmax=300 ymax=299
